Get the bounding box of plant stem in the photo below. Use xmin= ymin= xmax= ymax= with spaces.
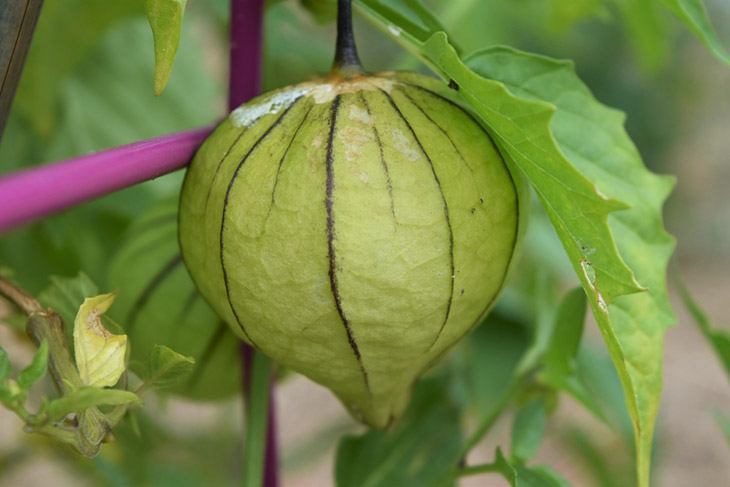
xmin=228 ymin=1 xmax=276 ymax=486
xmin=229 ymin=0 xmax=265 ymax=109
xmin=458 ymin=461 xmax=501 ymax=477
xmin=333 ymin=0 xmax=364 ymax=76
xmin=242 ymin=352 xmax=273 ymax=487
xmin=0 ymin=126 xmax=211 ymax=234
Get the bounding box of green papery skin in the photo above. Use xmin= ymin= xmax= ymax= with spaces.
xmin=179 ymin=71 xmax=519 ymax=427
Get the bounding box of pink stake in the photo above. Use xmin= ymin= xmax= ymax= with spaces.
xmin=0 ymin=126 xmax=211 ymax=234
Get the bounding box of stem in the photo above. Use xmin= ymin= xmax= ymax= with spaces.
xmin=458 ymin=462 xmax=501 ymax=477
xmin=333 ymin=0 xmax=364 ymax=76
xmin=229 ymin=0 xmax=265 ymax=109
xmin=0 ymin=127 xmax=211 ymax=234
xmin=228 ymin=1 xmax=276 ymax=486
xmin=0 ymin=276 xmax=81 ymax=393
xmin=242 ymin=352 xmax=273 ymax=487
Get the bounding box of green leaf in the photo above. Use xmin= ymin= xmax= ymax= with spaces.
xmin=611 ymin=0 xmax=669 ymax=71
xmin=402 ymin=0 xmax=447 ymax=35
xmin=143 ymin=345 xmax=195 ymax=389
xmin=46 ymin=387 xmax=140 ymax=421
xmin=12 ymin=0 xmax=144 ymax=136
xmin=547 ymin=0 xmax=609 ymax=33
xmin=39 ymin=273 xmax=100 ymax=336
xmin=145 ymin=0 xmax=187 ymax=95
xmin=108 ymin=200 xmax=240 ymax=400
xmin=17 ymin=340 xmax=48 ymax=390
xmin=335 ymin=376 xmax=462 ymax=487
xmin=452 ymin=313 xmax=531 ymax=414
xmin=511 ymin=399 xmax=548 ymax=463
xmin=0 ymin=347 xmax=10 ymax=383
xmin=355 ymin=5 xmax=675 ymax=484
xmin=490 ymin=447 xmax=570 ymax=487
xmin=300 ymin=0 xmax=337 ymax=23
xmin=675 ymin=275 xmax=730 ymax=376
xmin=462 ymin=46 xmax=675 ymax=487
xmin=560 ymin=427 xmax=633 ymax=487
xmin=543 ymin=288 xmax=586 ymax=376
xmin=659 ymin=0 xmax=730 ymax=66
xmin=538 ymin=288 xmax=606 ymax=422
xmin=423 ymin=34 xmax=642 ymax=302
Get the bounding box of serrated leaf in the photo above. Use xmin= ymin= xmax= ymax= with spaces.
xmin=463 ymin=46 xmax=675 ymax=487
xmin=335 ymin=376 xmax=462 ymax=487
xmin=74 ymin=294 xmax=128 ymax=388
xmin=354 ymin=5 xmax=674 ymax=485
xmin=0 ymin=347 xmax=10 ymax=383
xmin=511 ymin=399 xmax=547 ymax=463
xmin=423 ymin=34 xmax=642 ymax=305
xmin=144 ymin=345 xmax=195 ymax=389
xmin=145 ymin=0 xmax=187 ymax=95
xmin=47 ymin=386 xmax=140 ymax=421
xmin=659 ymin=0 xmax=730 ymax=66
xmin=675 ymin=275 xmax=730 ymax=376
xmin=108 ymin=200 xmax=240 ymax=400
xmin=17 ymin=340 xmax=48 ymax=390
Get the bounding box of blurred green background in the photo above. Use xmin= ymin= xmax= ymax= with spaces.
xmin=0 ymin=0 xmax=729 ymax=485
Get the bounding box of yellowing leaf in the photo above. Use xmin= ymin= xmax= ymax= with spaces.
xmin=73 ymin=293 xmax=127 ymax=388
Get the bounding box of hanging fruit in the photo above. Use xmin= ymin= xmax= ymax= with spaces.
xmin=178 ymin=0 xmax=519 ymax=427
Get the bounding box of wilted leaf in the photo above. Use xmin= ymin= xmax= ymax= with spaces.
xmin=145 ymin=0 xmax=187 ymax=95
xmin=47 ymin=386 xmax=140 ymax=421
xmin=74 ymin=294 xmax=128 ymax=388
xmin=144 ymin=345 xmax=195 ymax=389
xmin=17 ymin=340 xmax=48 ymax=390
xmin=511 ymin=399 xmax=548 ymax=464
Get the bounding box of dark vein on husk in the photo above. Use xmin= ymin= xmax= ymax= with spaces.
xmin=326 ymin=95 xmax=371 ymax=393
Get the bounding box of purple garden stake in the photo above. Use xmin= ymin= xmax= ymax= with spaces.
xmin=0 ymin=0 xmax=278 ymax=485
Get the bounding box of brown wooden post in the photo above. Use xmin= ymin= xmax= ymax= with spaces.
xmin=0 ymin=0 xmax=43 ymax=138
